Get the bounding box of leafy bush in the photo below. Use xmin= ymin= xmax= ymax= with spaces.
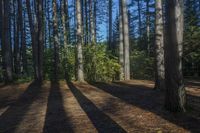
xmin=84 ymin=45 xmax=120 ymax=82
xmin=130 ymin=50 xmax=154 ymax=79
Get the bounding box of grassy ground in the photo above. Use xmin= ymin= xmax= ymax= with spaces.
xmin=0 ymin=80 xmax=199 ymax=133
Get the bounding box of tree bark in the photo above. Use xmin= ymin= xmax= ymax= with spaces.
xmin=155 ymin=0 xmax=165 ymax=91
xmin=26 ymin=0 xmax=43 ymax=82
xmin=2 ymin=0 xmax=13 ymax=83
xmin=119 ymin=0 xmax=124 ymax=80
xmin=89 ymin=0 xmax=95 ymax=45
xmin=13 ymin=0 xmax=21 ymax=77
xmin=52 ymin=0 xmax=60 ymax=82
xmin=121 ymin=0 xmax=130 ymax=80
xmin=76 ymin=0 xmax=85 ymax=82
xmin=137 ymin=0 xmax=142 ymax=38
xmin=146 ymin=0 xmax=150 ymax=55
xmin=21 ymin=8 xmax=28 ymax=75
xmin=108 ymin=0 xmax=113 ymax=49
xmin=165 ymin=0 xmax=186 ymax=112
xmin=37 ymin=0 xmax=44 ymax=81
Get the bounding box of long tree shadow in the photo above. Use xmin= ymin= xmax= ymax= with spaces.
xmin=90 ymin=82 xmax=200 ymax=133
xmin=67 ymin=82 xmax=127 ymax=133
xmin=43 ymin=82 xmax=74 ymax=133
xmin=0 ymin=81 xmax=42 ymax=132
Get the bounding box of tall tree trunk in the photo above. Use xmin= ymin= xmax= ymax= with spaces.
xmin=17 ymin=0 xmax=24 ymax=75
xmin=165 ymin=0 xmax=186 ymax=112
xmin=76 ymin=0 xmax=84 ymax=82
xmin=119 ymin=1 xmax=124 ymax=80
xmin=155 ymin=0 xmax=165 ymax=90
xmin=52 ymin=0 xmax=60 ymax=82
xmin=121 ymin=0 xmax=130 ymax=80
xmin=84 ymin=0 xmax=89 ymax=45
xmin=146 ymin=0 xmax=150 ymax=55
xmin=61 ymin=0 xmax=69 ymax=79
xmin=37 ymin=0 xmax=44 ymax=81
xmin=47 ymin=0 xmax=52 ymax=49
xmin=89 ymin=0 xmax=95 ymax=44
xmin=0 ymin=0 xmax=1 ymax=81
xmin=137 ymin=0 xmax=142 ymax=38
xmin=0 ymin=1 xmax=3 ymax=81
xmin=14 ymin=0 xmax=21 ymax=77
xmin=21 ymin=10 xmax=27 ymax=76
xmin=108 ymin=0 xmax=113 ymax=49
xmin=2 ymin=0 xmax=13 ymax=83
xmin=26 ymin=0 xmax=41 ymax=82
xmin=93 ymin=0 xmax=97 ymax=42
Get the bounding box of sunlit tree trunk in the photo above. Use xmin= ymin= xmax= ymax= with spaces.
xmin=76 ymin=0 xmax=85 ymax=82
xmin=89 ymin=0 xmax=95 ymax=44
xmin=165 ymin=0 xmax=186 ymax=112
xmin=155 ymin=0 xmax=165 ymax=91
xmin=121 ymin=0 xmax=130 ymax=80
xmin=119 ymin=1 xmax=124 ymax=80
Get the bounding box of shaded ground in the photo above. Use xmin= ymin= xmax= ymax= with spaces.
xmin=0 ymin=80 xmax=199 ymax=133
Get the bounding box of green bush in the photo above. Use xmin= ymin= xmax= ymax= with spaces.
xmin=84 ymin=45 xmax=120 ymax=82
xmin=130 ymin=50 xmax=154 ymax=79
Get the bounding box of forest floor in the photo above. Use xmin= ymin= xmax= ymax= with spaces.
xmin=0 ymin=80 xmax=200 ymax=133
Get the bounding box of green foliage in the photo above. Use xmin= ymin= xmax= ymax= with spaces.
xmin=63 ymin=46 xmax=76 ymax=81
xmin=43 ymin=48 xmax=54 ymax=80
xmin=84 ymin=45 xmax=120 ymax=82
xmin=130 ymin=50 xmax=154 ymax=79
xmin=15 ymin=77 xmax=33 ymax=84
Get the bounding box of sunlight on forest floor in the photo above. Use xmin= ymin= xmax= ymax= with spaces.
xmin=0 ymin=80 xmax=199 ymax=133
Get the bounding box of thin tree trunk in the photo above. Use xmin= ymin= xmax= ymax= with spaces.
xmin=121 ymin=0 xmax=130 ymax=80
xmin=52 ymin=0 xmax=60 ymax=82
xmin=119 ymin=1 xmax=124 ymax=80
xmin=155 ymin=0 xmax=165 ymax=90
xmin=26 ymin=0 xmax=40 ymax=81
xmin=62 ymin=0 xmax=69 ymax=79
xmin=14 ymin=0 xmax=22 ymax=77
xmin=76 ymin=0 xmax=84 ymax=82
xmin=108 ymin=0 xmax=113 ymax=49
xmin=84 ymin=0 xmax=89 ymax=45
xmin=93 ymin=0 xmax=97 ymax=42
xmin=47 ymin=0 xmax=52 ymax=49
xmin=137 ymin=0 xmax=142 ymax=38
xmin=2 ymin=0 xmax=13 ymax=83
xmin=146 ymin=0 xmax=150 ymax=55
xmin=165 ymin=0 xmax=186 ymax=112
xmin=37 ymin=0 xmax=44 ymax=81
xmin=90 ymin=0 xmax=95 ymax=44
xmin=21 ymin=10 xmax=27 ymax=75
xmin=62 ymin=0 xmax=68 ymax=49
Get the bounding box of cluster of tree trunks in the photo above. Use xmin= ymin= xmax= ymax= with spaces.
xmin=154 ymin=0 xmax=185 ymax=112
xmin=0 ymin=0 xmax=186 ymax=112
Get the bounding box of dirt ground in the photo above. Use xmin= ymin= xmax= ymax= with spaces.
xmin=0 ymin=80 xmax=199 ymax=133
